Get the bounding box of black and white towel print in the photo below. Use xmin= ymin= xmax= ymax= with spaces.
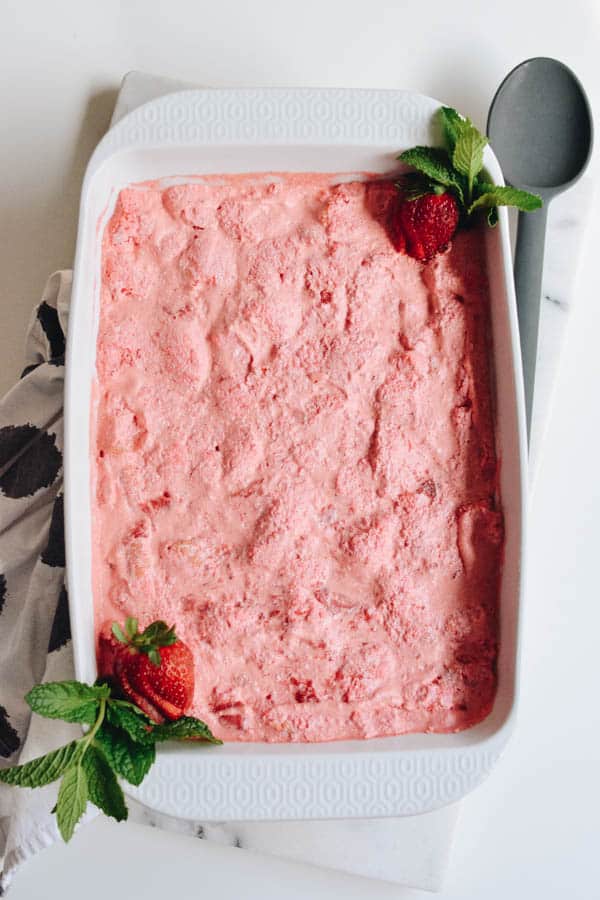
xmin=0 ymin=271 xmax=75 ymax=892
xmin=0 ymin=271 xmax=262 ymax=895
xmin=0 ymin=271 xmax=71 ymax=760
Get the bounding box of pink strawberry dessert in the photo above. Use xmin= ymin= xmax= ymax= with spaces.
xmin=92 ymin=172 xmax=503 ymax=743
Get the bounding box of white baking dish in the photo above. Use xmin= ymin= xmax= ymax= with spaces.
xmin=65 ymin=88 xmax=527 ymax=821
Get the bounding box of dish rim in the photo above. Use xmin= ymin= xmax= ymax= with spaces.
xmin=65 ymin=86 xmax=527 ymax=820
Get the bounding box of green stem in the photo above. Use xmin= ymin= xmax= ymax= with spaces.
xmin=81 ymin=697 xmax=107 ymax=753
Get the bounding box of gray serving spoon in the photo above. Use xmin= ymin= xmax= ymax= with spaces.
xmin=487 ymin=57 xmax=593 ymax=439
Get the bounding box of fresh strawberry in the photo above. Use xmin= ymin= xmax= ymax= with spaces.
xmin=98 ymin=618 xmax=194 ymax=723
xmin=390 ymin=191 xmax=459 ymax=262
xmin=388 ymin=198 xmax=407 ymax=253
xmin=98 ymin=629 xmax=122 ymax=680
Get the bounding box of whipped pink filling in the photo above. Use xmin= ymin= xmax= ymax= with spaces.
xmin=92 ymin=173 xmax=503 ymax=742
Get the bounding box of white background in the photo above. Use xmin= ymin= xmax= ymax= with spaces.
xmin=1 ymin=1 xmax=599 ymax=897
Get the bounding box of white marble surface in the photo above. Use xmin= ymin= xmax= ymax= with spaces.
xmin=1 ymin=1 xmax=599 ymax=898
xmin=529 ymin=178 xmax=595 ymax=482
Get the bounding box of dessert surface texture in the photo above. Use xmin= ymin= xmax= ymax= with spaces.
xmin=93 ymin=173 xmax=503 ymax=742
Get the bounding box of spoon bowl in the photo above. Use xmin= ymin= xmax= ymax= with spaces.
xmin=487 ymin=57 xmax=593 ymax=437
xmin=488 ymin=57 xmax=592 ymax=197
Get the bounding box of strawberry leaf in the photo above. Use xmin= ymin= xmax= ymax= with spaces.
xmin=95 ymin=722 xmax=155 ymax=786
xmin=82 ymin=745 xmax=127 ymax=822
xmin=468 ymin=184 xmax=542 ymax=215
xmin=148 ymin=648 xmax=161 ymax=667
xmin=140 ymin=620 xmax=177 ymax=647
xmin=56 ymin=763 xmax=88 ymax=842
xmin=124 ymin=617 xmax=138 ymax=640
xmin=111 ymin=622 xmax=127 ymax=644
xmin=151 ymin=716 xmax=222 ymax=745
xmin=0 ymin=740 xmax=83 ymax=787
xmin=112 ymin=618 xmax=178 ymax=662
xmin=26 ymin=681 xmax=109 ymax=724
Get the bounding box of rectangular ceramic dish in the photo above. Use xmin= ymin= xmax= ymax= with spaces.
xmin=65 ymin=88 xmax=527 ymax=821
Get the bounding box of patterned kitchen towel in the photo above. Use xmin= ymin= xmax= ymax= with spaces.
xmin=0 ymin=270 xmax=459 ymax=895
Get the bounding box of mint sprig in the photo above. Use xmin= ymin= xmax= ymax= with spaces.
xmin=397 ymin=106 xmax=542 ymax=224
xmin=0 ymin=679 xmax=221 ymax=842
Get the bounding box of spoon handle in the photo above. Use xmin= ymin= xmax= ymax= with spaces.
xmin=513 ymin=204 xmax=549 ymax=441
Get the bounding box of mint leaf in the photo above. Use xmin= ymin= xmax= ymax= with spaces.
xmin=398 ymin=147 xmax=465 ymax=205
xmin=452 ymin=122 xmax=488 ymax=201
xmin=439 ymin=107 xmax=468 ymax=152
xmin=95 ymin=722 xmax=155 ymax=786
xmin=468 ymin=184 xmax=543 ymax=215
xmin=82 ymin=746 xmax=128 ymax=822
xmin=26 ymin=681 xmax=110 ymax=724
xmin=487 ymin=207 xmax=499 ymax=227
xmin=151 ymin=716 xmax=222 ymax=744
xmin=109 ymin=703 xmax=220 ymax=745
xmin=0 ymin=741 xmax=83 ymax=787
xmin=56 ymin=764 xmax=88 ymax=842
xmin=106 ymin=701 xmax=154 ymax=744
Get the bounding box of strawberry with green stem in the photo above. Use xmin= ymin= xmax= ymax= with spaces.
xmin=391 ymin=106 xmax=542 ymax=260
xmin=99 ymin=617 xmax=195 ymax=722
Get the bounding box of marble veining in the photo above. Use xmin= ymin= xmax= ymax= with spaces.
xmin=530 ymin=176 xmax=593 ymax=481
